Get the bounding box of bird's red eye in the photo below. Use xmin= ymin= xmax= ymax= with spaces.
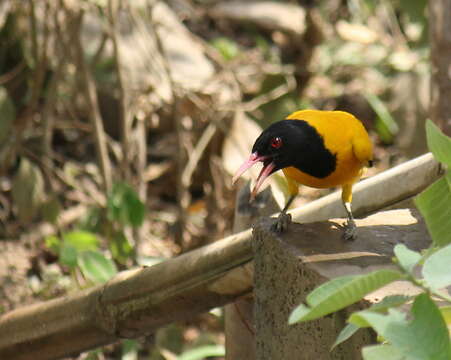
xmin=270 ymin=136 xmax=282 ymax=149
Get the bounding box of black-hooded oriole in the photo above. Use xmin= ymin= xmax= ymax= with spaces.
xmin=233 ymin=109 xmax=373 ymax=239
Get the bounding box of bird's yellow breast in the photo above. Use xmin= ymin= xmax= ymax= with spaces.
xmin=283 ymin=110 xmax=372 ymax=189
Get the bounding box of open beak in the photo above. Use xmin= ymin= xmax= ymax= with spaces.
xmin=232 ymin=152 xmax=276 ymax=199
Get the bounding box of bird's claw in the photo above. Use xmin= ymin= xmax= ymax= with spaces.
xmin=343 ymin=219 xmax=356 ymax=241
xmin=272 ymin=212 xmax=292 ymax=232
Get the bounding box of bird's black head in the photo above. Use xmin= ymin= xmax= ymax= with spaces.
xmin=251 ymin=120 xmax=304 ymax=172
xmin=233 ymin=119 xmax=336 ymax=198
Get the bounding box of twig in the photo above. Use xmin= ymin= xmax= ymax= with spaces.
xmin=30 ymin=0 xmax=51 ymax=108
xmin=41 ymin=42 xmax=64 ymax=170
xmin=181 ymin=122 xmax=217 ymax=188
xmin=107 ymin=0 xmax=131 ymax=180
xmin=134 ymin=115 xmax=148 ymax=253
xmin=69 ymin=6 xmax=112 ymax=193
xmin=239 ymin=76 xmax=296 ymax=112
xmin=174 ymin=103 xmax=191 ymax=247
xmin=91 ymin=32 xmax=109 ymax=69
xmin=0 ymin=61 xmax=26 ymax=85
xmin=28 ymin=0 xmax=39 ymax=62
xmin=53 ymin=1 xmax=76 ymax=61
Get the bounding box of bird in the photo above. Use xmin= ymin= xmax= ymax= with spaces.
xmin=232 ymin=109 xmax=373 ymax=240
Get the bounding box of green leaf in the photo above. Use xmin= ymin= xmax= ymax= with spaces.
xmin=84 ymin=349 xmax=103 ymax=360
xmin=332 ymin=323 xmax=360 ymax=350
xmin=305 ymin=275 xmax=359 ymax=306
xmin=400 ymin=0 xmax=427 ymax=23
xmin=350 ymin=307 xmax=408 ymax=329
xmin=110 ymin=230 xmax=134 ymax=264
xmin=415 ymin=176 xmax=451 ymax=247
xmin=365 ymin=93 xmax=398 ymax=144
xmin=60 ymin=243 xmax=78 ymax=268
xmin=45 ymin=235 xmax=61 ymax=253
xmin=211 ymin=37 xmax=239 ymax=61
xmin=352 ymin=294 xmax=451 ymax=360
xmin=422 ymin=243 xmax=451 ymax=290
xmin=374 ymin=117 xmax=394 ymax=144
xmin=349 ymin=297 xmax=411 ymax=329
xmin=178 ymin=345 xmax=225 ymax=360
xmin=368 ymin=295 xmax=412 ymax=313
xmin=393 ymin=244 xmax=421 ymax=273
xmin=63 ymin=231 xmax=99 ymax=251
xmin=362 ymin=344 xmax=403 ymax=360
xmin=78 ymin=250 xmax=117 ymax=283
xmin=121 ymin=339 xmax=139 ymax=360
xmin=289 ymin=270 xmax=402 ymax=324
xmin=426 ymin=119 xmax=451 ymax=167
xmin=0 ymin=86 xmax=15 ymax=144
xmin=107 ymin=182 xmax=146 ymax=227
xmin=289 ymin=276 xmax=358 ymax=323
xmin=440 ymin=306 xmax=451 ymax=325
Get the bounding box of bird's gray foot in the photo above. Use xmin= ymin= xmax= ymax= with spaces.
xmin=272 ymin=212 xmax=292 ymax=232
xmin=343 ymin=219 xmax=357 ymax=241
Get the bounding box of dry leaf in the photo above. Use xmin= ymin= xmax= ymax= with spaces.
xmin=336 ymin=21 xmax=378 ymax=44
xmin=12 ymin=158 xmax=45 ymax=223
xmin=211 ymin=1 xmax=306 ymax=37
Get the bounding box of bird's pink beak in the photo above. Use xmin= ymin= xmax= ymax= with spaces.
xmin=232 ymin=152 xmax=276 ymax=200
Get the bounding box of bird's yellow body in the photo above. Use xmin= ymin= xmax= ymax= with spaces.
xmin=283 ymin=110 xmax=372 ymax=200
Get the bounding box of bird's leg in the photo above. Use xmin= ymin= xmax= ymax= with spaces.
xmin=343 ymin=202 xmax=356 ymax=240
xmin=272 ymin=194 xmax=296 ymax=232
xmin=342 ymin=184 xmax=356 ymax=240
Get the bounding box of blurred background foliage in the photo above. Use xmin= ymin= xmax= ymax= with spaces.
xmin=0 ymin=0 xmax=429 ymax=358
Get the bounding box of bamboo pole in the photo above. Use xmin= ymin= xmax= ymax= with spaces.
xmin=290 ymin=153 xmax=441 ymax=222
xmin=0 ymin=153 xmax=441 ymax=360
xmin=0 ymin=229 xmax=253 ymax=360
